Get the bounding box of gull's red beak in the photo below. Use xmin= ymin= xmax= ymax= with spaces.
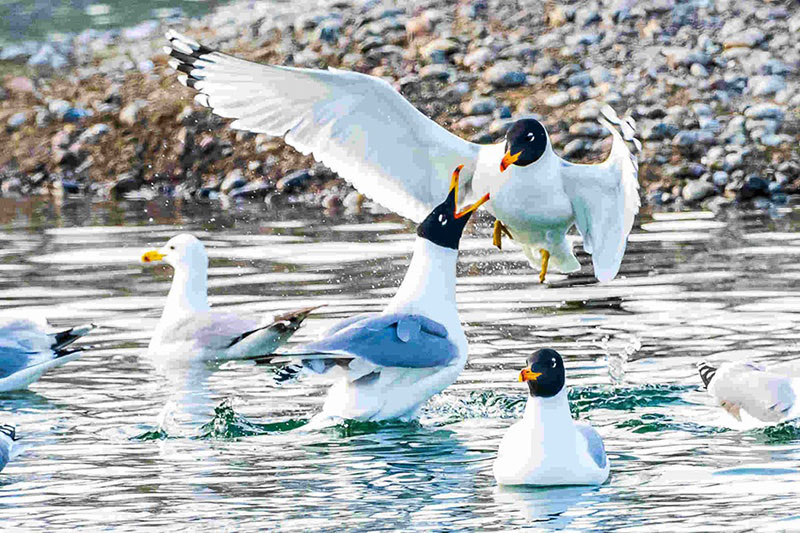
xmin=449 ymin=165 xmax=491 ymax=219
xmin=500 ymin=150 xmax=521 ymax=172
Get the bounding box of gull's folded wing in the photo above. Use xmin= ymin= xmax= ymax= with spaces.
xmin=560 ymin=107 xmax=640 ymax=282
xmin=165 ymin=31 xmax=481 ymax=222
xmin=709 ymin=363 xmax=797 ymax=423
xmin=288 ymin=313 xmax=459 ymax=368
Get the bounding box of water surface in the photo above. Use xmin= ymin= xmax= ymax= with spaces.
xmin=1 ymin=197 xmax=800 ymax=530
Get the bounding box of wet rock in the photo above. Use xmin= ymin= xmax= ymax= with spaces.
xmin=221 ymin=168 xmax=248 ymax=194
xmin=567 ymin=71 xmax=592 ymax=87
xmin=712 ymin=171 xmax=729 ymax=187
xmin=461 ymin=97 xmax=497 ymax=116
xmin=499 ymin=43 xmax=537 ymax=61
xmin=109 ymin=173 xmax=143 ymax=200
xmin=229 ymin=179 xmax=271 ymax=199
xmin=277 ymin=169 xmax=314 ymax=192
xmin=343 ymin=191 xmax=364 ymax=212
xmin=737 ymin=175 xmax=770 ymax=201
xmin=682 ymin=180 xmax=716 ymax=202
xmin=483 ymin=62 xmax=526 ymax=87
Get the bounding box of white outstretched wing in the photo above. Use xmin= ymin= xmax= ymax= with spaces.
xmin=560 ymin=106 xmax=640 ymax=282
xmin=165 ymin=31 xmax=481 ymax=222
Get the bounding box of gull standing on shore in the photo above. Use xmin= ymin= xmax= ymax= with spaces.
xmin=164 ymin=31 xmax=639 ymax=283
xmin=268 ymin=166 xmax=489 ymax=425
xmin=142 ymin=234 xmax=316 ymax=361
xmin=0 ymin=318 xmax=95 ymax=392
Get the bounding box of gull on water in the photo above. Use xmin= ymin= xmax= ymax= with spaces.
xmin=165 ymin=30 xmax=640 ymax=283
xmin=0 ymin=318 xmax=95 ymax=392
xmin=141 ymin=234 xmax=317 ymax=361
xmin=494 ymin=349 xmax=609 ymax=486
xmin=267 ymin=166 xmax=489 ymax=425
xmin=699 ymin=360 xmax=800 ymax=425
xmin=0 ymin=424 xmax=15 ymax=472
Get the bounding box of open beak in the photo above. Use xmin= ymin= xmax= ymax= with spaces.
xmin=518 ymin=367 xmax=542 ymax=382
xmin=141 ymin=250 xmax=165 ymax=263
xmin=499 ymin=150 xmax=521 ymax=172
xmin=449 ymin=165 xmax=491 ymax=219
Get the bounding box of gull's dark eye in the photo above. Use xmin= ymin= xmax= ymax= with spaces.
xmin=169 ymin=246 xmax=175 ymax=250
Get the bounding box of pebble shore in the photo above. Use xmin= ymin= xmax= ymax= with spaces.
xmin=0 ymin=0 xmax=798 ymax=212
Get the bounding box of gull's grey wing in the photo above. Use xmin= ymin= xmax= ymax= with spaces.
xmin=161 ymin=312 xmax=259 ymax=351
xmin=577 ymin=424 xmax=607 ymax=469
xmin=165 ymin=31 xmax=482 ymax=222
xmin=0 ymin=347 xmax=51 ymax=379
xmin=295 ymin=313 xmax=458 ymax=368
xmin=0 ymin=425 xmax=14 ymax=472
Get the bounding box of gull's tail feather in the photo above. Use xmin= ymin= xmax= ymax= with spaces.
xmin=698 ymin=361 xmax=717 ymax=388
xmin=225 ymin=305 xmax=322 ymax=359
xmin=0 ymin=425 xmax=15 ymax=441
xmin=52 ymin=323 xmax=96 ymax=354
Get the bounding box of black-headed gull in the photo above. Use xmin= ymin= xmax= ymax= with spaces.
xmin=164 ymin=30 xmax=640 ymax=283
xmin=494 ymin=349 xmax=609 ymax=486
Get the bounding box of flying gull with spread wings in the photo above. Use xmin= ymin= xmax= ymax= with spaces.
xmin=164 ymin=31 xmax=640 ymax=283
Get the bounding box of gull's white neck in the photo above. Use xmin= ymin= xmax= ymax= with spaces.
xmin=387 ymin=237 xmax=458 ymax=315
xmin=523 ymin=388 xmax=573 ymax=431
xmin=163 ymin=262 xmax=210 ymax=317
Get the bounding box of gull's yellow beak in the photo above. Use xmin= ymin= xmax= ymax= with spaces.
xmin=518 ymin=367 xmax=542 ymax=382
xmin=141 ymin=250 xmax=165 ymax=263
xmin=500 ymin=150 xmax=521 ymax=172
xmin=449 ymin=165 xmax=491 ymax=219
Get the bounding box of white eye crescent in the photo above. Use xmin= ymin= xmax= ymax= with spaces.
xmin=551 ymin=358 xmax=557 ymax=368
xmin=438 ymin=214 xmax=447 ymax=226
xmin=527 ymin=132 xmax=535 ymax=141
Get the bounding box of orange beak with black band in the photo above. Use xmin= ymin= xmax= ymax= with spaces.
xmin=499 ymin=150 xmax=521 ymax=172
xmin=518 ymin=367 xmax=542 ymax=382
xmin=449 ymin=165 xmax=491 ymax=219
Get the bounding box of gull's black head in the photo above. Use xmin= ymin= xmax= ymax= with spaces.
xmin=417 ymin=165 xmax=490 ymax=250
xmin=500 ymin=118 xmax=548 ymax=172
xmin=519 ymin=348 xmax=566 ymax=398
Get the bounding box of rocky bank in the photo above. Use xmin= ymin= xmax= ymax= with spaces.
xmin=0 ymin=0 xmax=798 ymax=212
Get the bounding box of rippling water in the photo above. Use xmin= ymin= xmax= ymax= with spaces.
xmin=2 ymin=197 xmax=800 ymax=530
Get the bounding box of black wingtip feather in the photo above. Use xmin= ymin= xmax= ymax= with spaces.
xmin=698 ymin=362 xmax=717 ymax=388
xmin=0 ymin=424 xmax=15 ymax=441
xmin=186 ymin=77 xmax=198 ymax=89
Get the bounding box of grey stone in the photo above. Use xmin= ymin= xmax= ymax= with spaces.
xmin=562 ymin=139 xmax=591 ymax=158
xmin=567 ymin=71 xmax=593 ymax=87
xmin=682 ymin=180 xmax=716 ymax=202
xmin=27 ymin=44 xmax=68 ymax=69
xmin=463 ymin=48 xmax=495 ymax=69
xmin=568 ymin=122 xmax=605 ymax=137
xmin=419 ymin=64 xmax=450 ymax=80
xmin=221 ymin=168 xmax=248 ymax=194
xmin=744 ymin=104 xmax=785 ymax=121
xmin=723 ymin=29 xmax=765 ymax=49
xmin=748 ymin=76 xmax=786 ymax=96
xmin=119 ymin=100 xmax=148 ymax=126
xmin=712 ymin=171 xmax=729 ymax=187
xmin=483 ymin=62 xmax=527 ymax=87
xmin=460 ymin=97 xmax=497 ymax=115
xmin=78 ymin=123 xmax=110 ymax=144
xmin=6 ymin=112 xmax=27 ymax=131
xmin=545 ymin=92 xmax=570 ymax=107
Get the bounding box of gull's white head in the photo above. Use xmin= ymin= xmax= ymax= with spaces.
xmin=141 ymin=233 xmax=208 ymax=271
